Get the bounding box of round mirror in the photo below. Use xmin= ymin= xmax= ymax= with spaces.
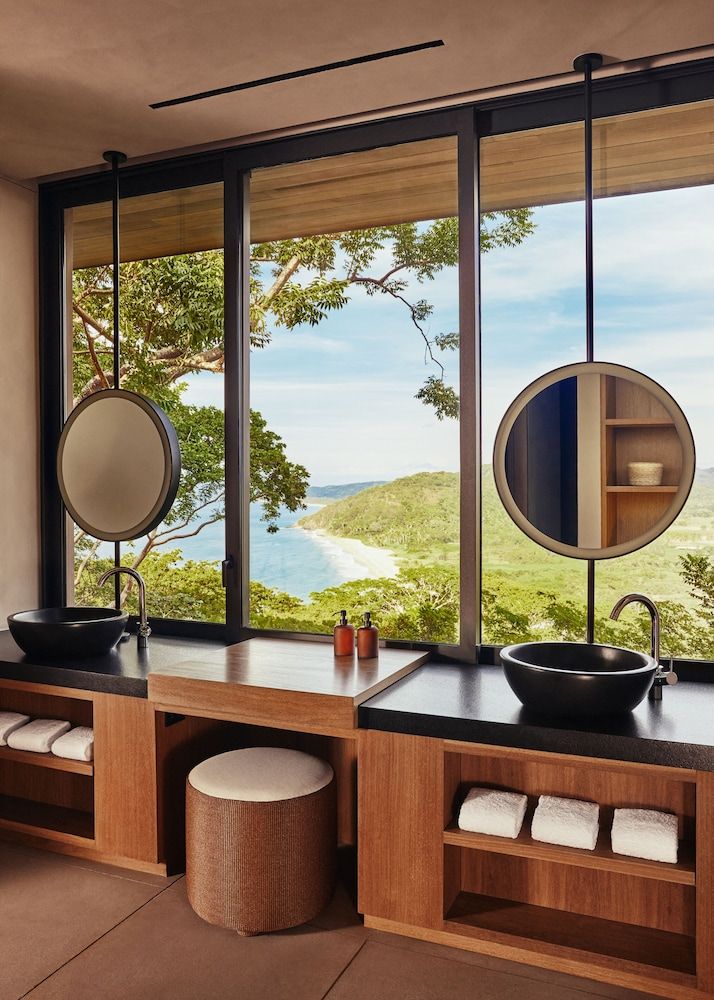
xmin=57 ymin=389 xmax=181 ymax=541
xmin=493 ymin=362 xmax=695 ymax=559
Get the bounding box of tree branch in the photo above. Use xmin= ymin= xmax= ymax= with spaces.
xmin=262 ymin=255 xmax=300 ymax=307
xmin=351 ymin=275 xmax=445 ymax=379
xmin=81 ymin=318 xmax=110 ymax=389
xmin=73 ymin=302 xmax=113 ymax=342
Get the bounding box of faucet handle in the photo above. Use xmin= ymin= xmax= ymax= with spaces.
xmin=655 ymin=657 xmax=678 ymax=686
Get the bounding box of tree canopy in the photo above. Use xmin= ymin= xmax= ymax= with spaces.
xmin=71 ymin=210 xmax=534 ymax=593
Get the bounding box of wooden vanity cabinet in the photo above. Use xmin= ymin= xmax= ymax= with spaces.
xmin=0 ymin=679 xmax=164 ymax=870
xmin=359 ymin=730 xmax=714 ymax=999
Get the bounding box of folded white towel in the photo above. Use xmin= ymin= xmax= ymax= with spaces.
xmin=531 ymin=794 xmax=599 ymax=850
xmin=0 ymin=711 xmax=30 ymax=746
xmin=7 ymin=719 xmax=71 ymax=754
xmin=611 ymin=808 xmax=678 ymax=863
xmin=458 ymin=788 xmax=528 ymax=839
xmin=51 ymin=726 xmax=94 ymax=762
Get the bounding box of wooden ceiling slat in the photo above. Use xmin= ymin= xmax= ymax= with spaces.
xmin=69 ymin=102 xmax=713 ymax=269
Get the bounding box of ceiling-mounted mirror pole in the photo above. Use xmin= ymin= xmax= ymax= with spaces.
xmin=573 ymin=53 xmax=602 ymax=364
xmin=103 ymin=150 xmax=127 ymax=608
xmin=102 ymin=151 xmax=126 ymax=386
xmin=573 ymin=53 xmax=602 ymax=642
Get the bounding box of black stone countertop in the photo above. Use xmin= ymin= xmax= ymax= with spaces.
xmin=358 ymin=662 xmax=714 ymax=771
xmin=0 ymin=630 xmax=225 ymax=698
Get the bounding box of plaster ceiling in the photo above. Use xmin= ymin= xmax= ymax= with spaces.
xmin=1 ymin=0 xmax=713 ymax=181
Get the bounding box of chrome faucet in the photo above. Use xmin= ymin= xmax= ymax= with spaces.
xmin=609 ymin=593 xmax=677 ymax=700
xmin=98 ymin=566 xmax=151 ymax=649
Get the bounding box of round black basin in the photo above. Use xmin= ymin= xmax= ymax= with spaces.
xmin=500 ymin=641 xmax=657 ymax=718
xmin=8 ymin=607 xmax=128 ymax=660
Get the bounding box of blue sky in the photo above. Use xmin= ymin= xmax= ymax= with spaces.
xmin=184 ymin=183 xmax=714 ymax=485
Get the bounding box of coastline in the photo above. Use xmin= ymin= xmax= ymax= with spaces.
xmin=296 ymin=526 xmax=399 ymax=579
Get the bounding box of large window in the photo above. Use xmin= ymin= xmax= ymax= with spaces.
xmin=481 ymin=98 xmax=714 ymax=655
xmin=480 ymin=122 xmax=588 ymax=644
xmin=248 ymin=139 xmax=461 ymax=642
xmin=591 ymin=102 xmax=714 ymax=659
xmin=42 ymin=65 xmax=714 ymax=658
xmin=66 ymin=182 xmax=225 ymax=622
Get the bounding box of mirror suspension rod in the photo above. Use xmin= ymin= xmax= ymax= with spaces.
xmin=573 ymin=53 xmax=602 ymax=364
xmin=102 ymin=150 xmax=126 ymax=387
xmin=102 ymin=150 xmax=127 ymax=609
xmin=574 ymin=54 xmax=602 ymax=643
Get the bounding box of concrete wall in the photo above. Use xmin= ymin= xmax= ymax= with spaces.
xmin=0 ymin=176 xmax=39 ymax=619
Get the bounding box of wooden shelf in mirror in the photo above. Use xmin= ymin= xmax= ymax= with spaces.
xmin=446 ymin=891 xmax=696 ymax=980
xmin=605 ymin=418 xmax=674 ymax=427
xmin=0 ymin=745 xmax=93 ymax=776
xmin=606 ymin=485 xmax=679 ymax=493
xmin=601 ymin=374 xmax=684 ymax=548
xmin=443 ymin=821 xmax=695 ymax=886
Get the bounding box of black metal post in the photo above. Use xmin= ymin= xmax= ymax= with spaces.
xmin=573 ymin=54 xmax=602 ymax=645
xmin=102 ymin=150 xmax=127 ymax=609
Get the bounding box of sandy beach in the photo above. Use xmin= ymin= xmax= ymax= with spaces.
xmin=300 ymin=527 xmax=399 ymax=579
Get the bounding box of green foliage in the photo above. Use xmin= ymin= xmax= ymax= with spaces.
xmin=414 ymin=375 xmax=460 ymax=420
xmin=250 ymin=565 xmax=459 ymax=643
xmin=481 ymin=209 xmax=536 ymax=250
xmin=75 ymin=551 xmax=225 ymax=622
xmin=680 ymin=554 xmax=714 ymax=626
xmin=250 ymin=411 xmax=309 ymax=531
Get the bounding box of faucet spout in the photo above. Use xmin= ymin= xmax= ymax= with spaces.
xmin=609 ymin=593 xmax=659 ymax=664
xmin=609 ymin=592 xmax=676 ymax=699
xmin=98 ymin=566 xmax=151 ymax=649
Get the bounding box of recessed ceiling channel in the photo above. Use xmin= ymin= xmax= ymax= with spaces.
xmin=149 ymin=39 xmax=445 ymax=109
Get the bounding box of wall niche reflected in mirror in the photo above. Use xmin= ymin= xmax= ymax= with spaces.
xmin=493 ymin=362 xmax=695 ymax=560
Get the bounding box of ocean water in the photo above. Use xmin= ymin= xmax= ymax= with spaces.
xmin=176 ymin=503 xmax=369 ymax=599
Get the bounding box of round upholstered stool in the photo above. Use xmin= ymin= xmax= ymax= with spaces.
xmin=186 ymin=747 xmax=336 ymax=935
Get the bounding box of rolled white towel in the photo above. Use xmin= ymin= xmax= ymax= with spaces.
xmin=531 ymin=794 xmax=599 ymax=851
xmin=0 ymin=711 xmax=30 ymax=746
xmin=7 ymin=719 xmax=71 ymax=754
xmin=458 ymin=787 xmax=528 ymax=839
xmin=51 ymin=726 xmax=94 ymax=762
xmin=611 ymin=808 xmax=678 ymax=863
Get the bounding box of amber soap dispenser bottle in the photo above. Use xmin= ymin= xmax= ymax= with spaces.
xmin=357 ymin=612 xmax=379 ymax=659
xmin=333 ymin=610 xmax=355 ymax=657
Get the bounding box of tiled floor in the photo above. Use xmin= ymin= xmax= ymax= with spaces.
xmin=0 ymin=842 xmax=658 ymax=1000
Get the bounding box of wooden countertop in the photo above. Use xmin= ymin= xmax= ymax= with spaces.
xmin=148 ymin=638 xmax=428 ymax=735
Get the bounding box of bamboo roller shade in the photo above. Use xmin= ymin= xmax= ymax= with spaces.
xmin=69 ymin=100 xmax=713 ymax=268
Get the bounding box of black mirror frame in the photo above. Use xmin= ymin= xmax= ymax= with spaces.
xmin=57 ymin=388 xmax=181 ymax=542
xmin=492 ymin=361 xmax=696 ymax=560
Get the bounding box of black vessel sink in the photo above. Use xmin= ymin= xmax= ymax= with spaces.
xmin=7 ymin=608 xmax=128 ymax=660
xmin=500 ymin=641 xmax=657 ymax=718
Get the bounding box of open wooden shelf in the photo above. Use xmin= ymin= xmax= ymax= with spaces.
xmin=444 ymin=821 xmax=695 ymax=886
xmin=0 ymin=794 xmax=94 ymax=844
xmin=0 ymin=744 xmax=93 ymax=776
xmin=446 ymin=891 xmax=696 ymax=980
xmin=606 ymin=485 xmax=679 ymax=494
xmin=600 ymin=373 xmax=684 ymax=548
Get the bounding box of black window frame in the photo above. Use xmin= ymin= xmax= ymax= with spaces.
xmin=38 ymin=56 xmax=714 ymax=662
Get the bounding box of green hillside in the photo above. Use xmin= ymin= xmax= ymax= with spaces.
xmin=307 ymin=481 xmax=385 ymax=500
xmin=299 ymin=471 xmax=460 ymax=564
xmin=299 ymin=467 xmax=714 ymax=614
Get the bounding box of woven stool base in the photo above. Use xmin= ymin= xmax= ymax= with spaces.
xmin=186 ymin=776 xmax=336 ymax=935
